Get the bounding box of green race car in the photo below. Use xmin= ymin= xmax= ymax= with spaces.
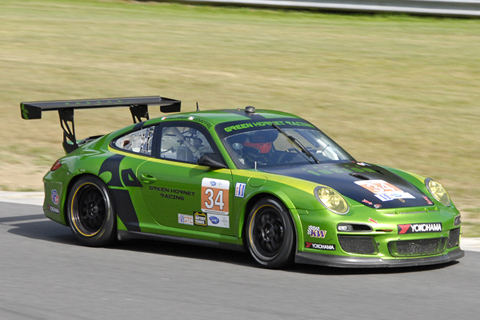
xmin=20 ymin=96 xmax=464 ymax=268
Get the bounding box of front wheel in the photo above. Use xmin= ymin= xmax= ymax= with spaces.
xmin=67 ymin=176 xmax=116 ymax=246
xmin=246 ymin=197 xmax=295 ymax=268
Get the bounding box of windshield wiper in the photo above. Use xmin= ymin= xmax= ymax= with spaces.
xmin=272 ymin=124 xmax=320 ymax=164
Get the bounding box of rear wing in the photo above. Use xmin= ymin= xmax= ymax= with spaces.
xmin=20 ymin=96 xmax=181 ymax=153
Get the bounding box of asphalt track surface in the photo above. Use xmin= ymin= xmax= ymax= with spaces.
xmin=1 ymin=201 xmax=479 ymax=320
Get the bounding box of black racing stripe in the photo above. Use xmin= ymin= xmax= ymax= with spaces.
xmin=98 ymin=154 xmax=141 ymax=231
xmin=98 ymin=154 xmax=125 ymax=187
xmin=110 ymin=189 xmax=141 ymax=232
xmin=263 ymin=162 xmax=433 ymax=209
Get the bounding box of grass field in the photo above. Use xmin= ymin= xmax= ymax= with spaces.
xmin=1 ymin=0 xmax=479 ymax=235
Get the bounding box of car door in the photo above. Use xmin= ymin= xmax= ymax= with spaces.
xmin=136 ymin=121 xmax=235 ymax=237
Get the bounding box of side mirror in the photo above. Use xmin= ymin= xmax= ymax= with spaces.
xmin=198 ymin=153 xmax=228 ymax=169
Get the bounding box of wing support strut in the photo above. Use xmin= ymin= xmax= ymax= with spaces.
xmin=20 ymin=96 xmax=181 ymax=153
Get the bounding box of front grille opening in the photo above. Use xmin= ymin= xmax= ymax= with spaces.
xmin=447 ymin=228 xmax=461 ymax=248
xmin=388 ymin=238 xmax=447 ymax=257
xmin=338 ymin=236 xmax=377 ymax=254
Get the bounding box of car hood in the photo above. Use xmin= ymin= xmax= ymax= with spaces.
xmin=262 ymin=162 xmax=434 ymax=209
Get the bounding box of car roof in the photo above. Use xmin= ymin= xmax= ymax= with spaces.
xmin=148 ymin=107 xmax=303 ymax=127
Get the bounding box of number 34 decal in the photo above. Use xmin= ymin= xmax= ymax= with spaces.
xmin=201 ymin=178 xmax=230 ymax=215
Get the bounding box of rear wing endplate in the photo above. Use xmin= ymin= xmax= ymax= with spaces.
xmin=20 ymin=96 xmax=181 ymax=153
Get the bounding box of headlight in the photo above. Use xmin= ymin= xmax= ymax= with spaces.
xmin=315 ymin=186 xmax=349 ymax=214
xmin=426 ymin=178 xmax=451 ymax=206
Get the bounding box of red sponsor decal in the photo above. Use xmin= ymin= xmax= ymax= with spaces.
xmin=398 ymin=224 xmax=411 ymax=234
xmin=362 ymin=199 xmax=373 ymax=206
xmin=423 ymin=196 xmax=433 ymax=205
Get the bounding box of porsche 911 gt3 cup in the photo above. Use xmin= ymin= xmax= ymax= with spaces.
xmin=21 ymin=96 xmax=464 ymax=268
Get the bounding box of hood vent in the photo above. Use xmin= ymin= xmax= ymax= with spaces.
xmin=349 ymin=172 xmax=370 ymax=180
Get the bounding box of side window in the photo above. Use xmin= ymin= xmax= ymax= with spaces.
xmin=160 ymin=126 xmax=214 ymax=164
xmin=114 ymin=126 xmax=155 ymax=155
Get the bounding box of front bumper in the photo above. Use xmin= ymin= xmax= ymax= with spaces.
xmin=295 ymin=247 xmax=464 ymax=268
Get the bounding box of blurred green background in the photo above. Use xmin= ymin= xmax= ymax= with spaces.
xmin=1 ymin=0 xmax=478 ymax=235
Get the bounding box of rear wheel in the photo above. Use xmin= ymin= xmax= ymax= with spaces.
xmin=246 ymin=197 xmax=295 ymax=268
xmin=67 ymin=176 xmax=116 ymax=246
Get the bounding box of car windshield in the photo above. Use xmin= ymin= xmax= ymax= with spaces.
xmin=223 ymin=126 xmax=354 ymax=169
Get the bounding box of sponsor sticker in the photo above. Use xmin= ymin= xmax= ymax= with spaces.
xmin=178 ymin=214 xmax=193 ymax=226
xmin=362 ymin=199 xmax=382 ymax=209
xmin=207 ymin=214 xmax=230 ymax=228
xmin=201 ymin=178 xmax=230 ymax=215
xmin=362 ymin=199 xmax=373 ymax=206
xmin=307 ymin=225 xmax=327 ymax=238
xmin=397 ymin=222 xmax=442 ymax=234
xmin=368 ymin=217 xmax=378 ymax=224
xmin=51 ymin=189 xmax=59 ymax=205
xmin=305 ymin=242 xmax=336 ymax=251
xmin=235 ymin=182 xmax=246 ymax=198
xmin=355 ymin=180 xmax=415 ymax=202
xmin=194 ymin=212 xmax=207 ymax=227
xmin=223 ymin=120 xmax=314 ymax=133
xmin=48 ymin=205 xmax=60 ymax=214
xmin=423 ymin=196 xmax=434 ymax=205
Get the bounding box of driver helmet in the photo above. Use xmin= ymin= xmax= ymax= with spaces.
xmin=243 ymin=130 xmax=278 ymax=154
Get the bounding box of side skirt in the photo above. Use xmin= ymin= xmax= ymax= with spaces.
xmin=117 ymin=230 xmax=246 ymax=252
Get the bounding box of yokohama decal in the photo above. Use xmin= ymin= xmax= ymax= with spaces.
xmin=397 ymin=223 xmax=442 ymax=234
xmin=305 ymin=242 xmax=336 ymax=251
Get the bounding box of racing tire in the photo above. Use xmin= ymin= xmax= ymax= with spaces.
xmin=67 ymin=176 xmax=116 ymax=246
xmin=246 ymin=197 xmax=295 ymax=268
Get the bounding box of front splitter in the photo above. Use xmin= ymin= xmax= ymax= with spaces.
xmin=295 ymin=248 xmax=465 ymax=268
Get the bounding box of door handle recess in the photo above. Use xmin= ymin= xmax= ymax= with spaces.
xmin=141 ymin=174 xmax=157 ymax=184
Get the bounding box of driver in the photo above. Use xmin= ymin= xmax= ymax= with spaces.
xmin=241 ymin=130 xmax=278 ymax=167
